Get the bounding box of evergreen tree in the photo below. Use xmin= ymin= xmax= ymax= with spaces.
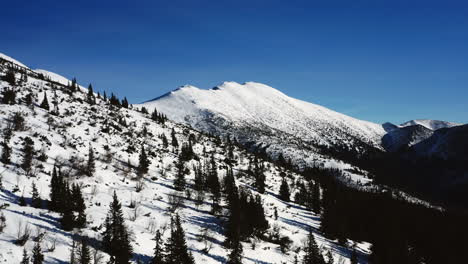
xmin=20 ymin=248 xmax=30 ymax=264
xmin=72 ymin=184 xmax=87 ymax=228
xmin=31 ymin=182 xmax=42 ymax=208
xmin=21 ymin=137 xmax=35 ymax=173
xmin=60 ymin=184 xmax=75 ymax=231
xmin=87 ymin=84 xmax=95 ymax=104
xmin=174 ymin=156 xmax=186 ymax=191
xmin=86 ymin=144 xmax=95 ymax=177
xmin=121 ymin=97 xmax=129 ymax=108
xmin=165 ymin=214 xmax=194 ymax=264
xmin=39 ymin=92 xmax=50 ymax=110
xmin=171 ymin=128 xmax=179 ymax=148
xmin=151 ymin=230 xmax=165 ymax=264
xmin=0 ymin=138 xmax=11 ymax=164
xmin=137 ymin=145 xmax=150 ymax=176
xmin=102 ymin=192 xmax=133 ymax=264
xmin=226 ymin=240 xmax=243 ymax=264
xmin=1 ymin=87 xmax=16 ymax=104
xmin=4 ymin=69 xmax=16 ymax=86
xmin=206 ymin=155 xmax=221 ymax=214
xmin=311 ymin=181 xmax=321 ymax=214
xmin=161 ymin=134 xmax=169 ymax=149
xmin=302 ymin=227 xmax=324 ymax=264
xmin=279 ymin=178 xmax=290 ymax=202
xmin=253 ymin=158 xmax=265 ymax=194
xmin=78 ymin=238 xmax=91 ymax=264
xmin=32 ymin=241 xmax=44 ymax=264
xmin=224 ymin=169 xmax=241 ymax=248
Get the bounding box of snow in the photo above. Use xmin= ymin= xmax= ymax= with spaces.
xmin=0 ymin=59 xmax=368 ymax=263
xmin=399 ymin=119 xmax=461 ymax=130
xmin=142 ymin=81 xmax=386 ymax=148
xmin=0 ymin=53 xmax=29 ymax=68
xmin=34 ymin=69 xmax=72 ymax=86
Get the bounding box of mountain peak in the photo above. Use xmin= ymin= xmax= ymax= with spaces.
xmin=0 ymin=52 xmax=28 ymax=68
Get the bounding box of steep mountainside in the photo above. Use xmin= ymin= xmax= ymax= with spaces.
xmin=0 ymin=54 xmax=368 ymax=263
xmin=141 ymin=82 xmax=386 ymax=171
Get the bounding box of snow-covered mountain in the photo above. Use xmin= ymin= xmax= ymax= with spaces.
xmin=141 ymin=82 xmax=387 ymax=172
xmin=1 ymin=54 xmax=371 ymax=263
xmin=399 ymin=119 xmax=460 ymax=131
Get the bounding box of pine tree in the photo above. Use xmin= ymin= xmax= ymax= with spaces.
xmin=87 ymin=84 xmax=95 ymax=104
xmin=78 ymin=238 xmax=91 ymax=264
xmin=4 ymin=69 xmax=16 ymax=86
xmin=151 ymin=230 xmax=165 ymax=264
xmin=302 ymin=227 xmax=324 ymax=264
xmin=121 ymin=97 xmax=129 ymax=108
xmin=102 ymin=192 xmax=133 ymax=264
xmin=31 ymin=182 xmax=42 ymax=208
xmin=61 ymin=184 xmax=75 ymax=231
xmin=207 ymin=155 xmax=221 ymax=214
xmin=161 ymin=134 xmax=169 ymax=149
xmin=311 ymin=181 xmax=321 ymax=214
xmin=137 ymin=145 xmax=150 ymax=176
xmin=171 ymin=128 xmax=179 ymax=148
xmin=0 ymin=138 xmax=11 ymax=164
xmin=279 ymin=178 xmax=290 ymax=202
xmin=72 ymin=184 xmax=87 ymax=228
xmin=39 ymin=92 xmax=50 ymax=110
xmin=226 ymin=240 xmax=243 ymax=264
xmin=69 ymin=238 xmax=77 ymax=264
xmin=21 ymin=137 xmax=35 ymax=173
xmin=32 ymin=241 xmax=44 ymax=264
xmin=20 ymin=248 xmax=29 ymax=264
xmin=86 ymin=144 xmax=95 ymax=177
xmin=174 ymin=156 xmax=186 ymax=191
xmin=1 ymin=87 xmax=16 ymax=104
xmin=165 ymin=214 xmax=194 ymax=264
xmin=253 ymin=158 xmax=265 ymax=194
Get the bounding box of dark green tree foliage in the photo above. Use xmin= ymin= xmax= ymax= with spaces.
xmin=151 ymin=108 xmax=167 ymax=124
xmin=137 ymin=145 xmax=150 ymax=176
xmin=3 ymin=69 xmax=16 ymax=86
xmin=1 ymin=87 xmax=16 ymax=104
xmin=32 ymin=241 xmax=44 ymax=264
xmin=87 ymin=84 xmax=95 ymax=104
xmin=193 ymin=162 xmax=205 ymax=194
xmin=20 ymin=248 xmax=29 ymax=264
xmin=151 ymin=230 xmax=165 ymax=264
xmin=109 ymin=93 xmax=121 ymax=107
xmin=121 ymin=97 xmax=129 ymax=108
xmin=311 ymin=181 xmax=321 ymax=214
xmin=279 ymin=178 xmax=290 ymax=202
xmin=180 ymin=142 xmax=195 ymax=161
xmin=206 ymin=155 xmax=221 ymax=214
xmin=24 ymin=92 xmax=33 ymax=106
xmin=171 ymin=128 xmax=179 ymax=148
xmin=40 ymin=92 xmax=50 ymax=110
xmin=224 ymin=167 xmax=242 ymax=249
xmin=86 ymin=144 xmax=95 ymax=177
xmin=160 ymin=133 xmax=169 ymax=148
xmin=174 ymin=155 xmax=186 ymax=191
xmin=71 ymin=184 xmax=87 ymax=228
xmin=68 ymin=77 xmax=78 ymax=93
xmin=31 ymin=182 xmax=42 ymax=208
xmin=165 ymin=214 xmax=195 ymax=264
xmin=60 ymin=183 xmax=75 ymax=231
xmin=21 ymin=137 xmax=35 ymax=173
xmin=252 ymin=157 xmax=266 ymax=194
xmin=102 ymin=192 xmax=133 ymax=264
xmin=226 ymin=241 xmax=243 ymax=264
xmin=49 ymin=165 xmax=64 ymax=212
xmin=78 ymin=237 xmax=91 ymax=264
xmin=140 ymin=106 xmax=148 ymax=114
xmin=0 ymin=128 xmax=12 ymax=164
xmin=302 ymin=228 xmax=324 ymax=264
xmin=350 ymin=248 xmax=358 ymax=264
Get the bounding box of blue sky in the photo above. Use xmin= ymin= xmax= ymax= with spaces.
xmin=2 ymin=0 xmax=467 ymax=124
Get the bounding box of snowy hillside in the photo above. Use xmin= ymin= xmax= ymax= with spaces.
xmin=140 ymin=82 xmax=388 ymax=178
xmin=0 ymin=54 xmax=368 ymax=263
xmin=399 ymin=119 xmax=461 ymax=131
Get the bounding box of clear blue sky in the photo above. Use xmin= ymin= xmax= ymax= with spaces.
xmin=2 ymin=0 xmax=467 ymax=124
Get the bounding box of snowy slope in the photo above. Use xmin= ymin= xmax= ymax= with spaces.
xmin=0 ymin=53 xmax=29 ymax=68
xmin=34 ymin=69 xmax=72 ymax=86
xmin=399 ymin=119 xmax=461 ymax=130
xmin=143 ymin=82 xmax=386 ymax=148
xmin=0 ymin=54 xmax=369 ymax=263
